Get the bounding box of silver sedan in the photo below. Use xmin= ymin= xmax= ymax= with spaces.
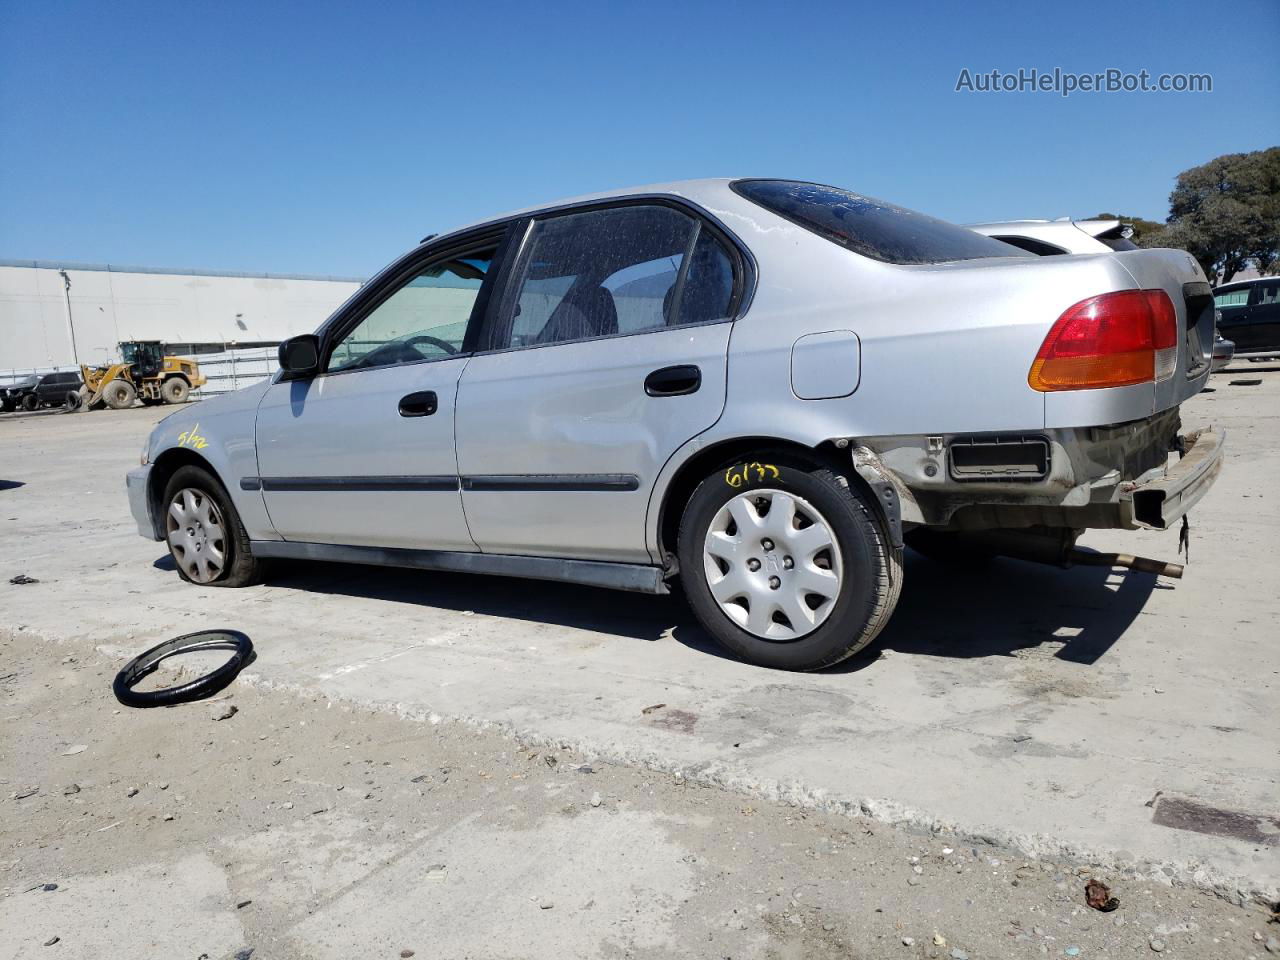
xmin=128 ymin=179 xmax=1223 ymax=670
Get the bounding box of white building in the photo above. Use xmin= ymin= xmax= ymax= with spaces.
xmin=0 ymin=259 xmax=364 ymax=374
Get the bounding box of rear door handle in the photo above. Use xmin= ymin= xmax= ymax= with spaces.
xmin=398 ymin=391 xmax=438 ymax=417
xmin=644 ymin=364 xmax=701 ymax=397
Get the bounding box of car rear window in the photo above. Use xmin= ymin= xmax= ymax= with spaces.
xmin=731 ymin=179 xmax=1032 ymax=265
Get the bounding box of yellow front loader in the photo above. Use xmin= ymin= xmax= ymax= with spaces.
xmin=77 ymin=341 xmax=206 ymax=411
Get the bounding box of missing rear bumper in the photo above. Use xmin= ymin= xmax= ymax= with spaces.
xmin=1120 ymin=427 xmax=1224 ymax=530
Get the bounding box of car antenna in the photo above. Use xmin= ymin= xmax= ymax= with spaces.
xmin=420 ymin=233 xmax=437 ymax=244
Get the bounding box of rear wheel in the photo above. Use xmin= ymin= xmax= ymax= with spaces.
xmin=677 ymin=455 xmax=901 ymax=671
xmin=20 ymin=394 xmax=38 ymax=412
xmin=103 ymin=379 xmax=137 ymax=410
xmin=161 ymin=465 xmax=262 ymax=587
xmin=161 ymin=377 xmax=190 ymax=404
xmin=62 ymin=390 xmax=83 ymax=412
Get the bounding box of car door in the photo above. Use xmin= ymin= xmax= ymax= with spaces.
xmin=1214 ymin=284 xmax=1254 ymax=348
xmin=1248 ymin=280 xmax=1280 ymax=353
xmin=454 ymin=202 xmax=746 ymax=564
xmin=254 ymin=231 xmax=508 ymax=549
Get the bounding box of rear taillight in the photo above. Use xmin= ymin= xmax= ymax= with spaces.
xmin=1028 ymin=289 xmax=1177 ymax=392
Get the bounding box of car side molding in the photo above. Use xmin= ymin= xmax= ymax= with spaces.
xmin=249 ymin=540 xmax=670 ymax=594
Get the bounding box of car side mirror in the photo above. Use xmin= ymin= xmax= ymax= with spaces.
xmin=279 ymin=335 xmax=320 ymax=376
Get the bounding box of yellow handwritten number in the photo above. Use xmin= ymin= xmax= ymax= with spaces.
xmin=723 ymin=461 xmax=779 ymax=488
xmin=177 ymin=423 xmax=210 ymax=450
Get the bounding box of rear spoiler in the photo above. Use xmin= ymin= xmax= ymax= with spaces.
xmin=1076 ymin=219 xmax=1139 ymax=251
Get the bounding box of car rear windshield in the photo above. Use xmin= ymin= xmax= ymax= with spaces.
xmin=731 ymin=179 xmax=1032 ymax=265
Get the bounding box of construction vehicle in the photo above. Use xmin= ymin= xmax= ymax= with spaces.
xmin=76 ymin=341 xmax=206 ymax=411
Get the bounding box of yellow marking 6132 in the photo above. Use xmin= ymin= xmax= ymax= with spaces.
xmin=177 ymin=423 xmax=209 ymax=450
xmin=724 ymin=461 xmax=779 ymax=488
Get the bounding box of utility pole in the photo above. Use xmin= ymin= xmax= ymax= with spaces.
xmin=59 ymin=270 xmax=81 ymax=367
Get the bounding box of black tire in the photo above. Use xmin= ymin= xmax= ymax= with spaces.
xmin=20 ymin=393 xmax=38 ymax=412
xmin=161 ymin=465 xmax=263 ymax=588
xmin=113 ymin=630 xmax=254 ymax=708
xmin=904 ymin=528 xmax=997 ymax=568
xmin=162 ymin=377 xmax=190 ymax=404
xmin=62 ymin=390 xmax=83 ymax=412
xmin=677 ymin=454 xmax=902 ymax=671
xmin=103 ymin=379 xmax=137 ymax=410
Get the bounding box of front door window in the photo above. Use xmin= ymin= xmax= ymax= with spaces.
xmin=328 ymin=248 xmax=495 ymax=372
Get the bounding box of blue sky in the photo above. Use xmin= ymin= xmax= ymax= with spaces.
xmin=2 ymin=0 xmax=1276 ymax=277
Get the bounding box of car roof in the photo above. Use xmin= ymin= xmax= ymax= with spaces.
xmin=424 ymin=178 xmax=742 ymax=244
xmin=1214 ymin=276 xmax=1275 ymax=290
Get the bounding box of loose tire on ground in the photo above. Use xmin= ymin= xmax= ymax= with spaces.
xmin=677 ymin=454 xmax=902 ymax=671
xmin=113 ymin=630 xmax=255 ymax=708
xmin=161 ymin=465 xmax=264 ymax=588
xmin=20 ymin=394 xmax=39 ymax=412
xmin=161 ymin=377 xmax=190 ymax=404
xmin=103 ymin=379 xmax=137 ymax=410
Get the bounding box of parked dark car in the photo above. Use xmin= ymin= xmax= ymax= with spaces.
xmin=0 ymin=376 xmax=38 ymax=412
xmin=0 ymin=371 xmax=83 ymax=411
xmin=1214 ymin=277 xmax=1280 ymax=357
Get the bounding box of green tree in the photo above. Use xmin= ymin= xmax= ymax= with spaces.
xmin=1140 ymin=147 xmax=1280 ymax=282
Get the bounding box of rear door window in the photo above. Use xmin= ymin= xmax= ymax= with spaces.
xmin=499 ymin=204 xmax=736 ymax=349
xmin=732 ymin=179 xmax=1033 ymax=265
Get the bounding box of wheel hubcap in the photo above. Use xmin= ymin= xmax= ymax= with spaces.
xmin=166 ymin=488 xmax=227 ymax=583
xmin=702 ymin=488 xmax=843 ymax=641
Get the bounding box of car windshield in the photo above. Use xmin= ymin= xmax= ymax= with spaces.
xmin=732 ymin=179 xmax=1033 ymax=265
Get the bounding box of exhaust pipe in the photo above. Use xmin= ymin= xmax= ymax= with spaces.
xmin=1066 ymin=549 xmax=1183 ymax=579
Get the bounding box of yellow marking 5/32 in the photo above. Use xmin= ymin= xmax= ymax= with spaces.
xmin=177 ymin=423 xmax=209 ymax=450
xmin=724 ymin=462 xmax=779 ymax=488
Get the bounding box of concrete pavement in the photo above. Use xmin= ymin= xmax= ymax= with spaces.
xmin=1 ymin=369 xmax=1276 ymax=904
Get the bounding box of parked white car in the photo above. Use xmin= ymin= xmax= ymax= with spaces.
xmin=967 ymin=218 xmax=1139 ymax=256
xmin=128 ymin=180 xmax=1223 ymax=670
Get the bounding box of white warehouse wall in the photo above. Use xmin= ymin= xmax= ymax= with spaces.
xmin=0 ymin=260 xmax=364 ymax=370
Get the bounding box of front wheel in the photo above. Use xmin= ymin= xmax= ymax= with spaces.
xmin=20 ymin=394 xmax=38 ymax=412
xmin=161 ymin=465 xmax=263 ymax=587
xmin=161 ymin=377 xmax=190 ymax=404
xmin=677 ymin=456 xmax=902 ymax=671
xmin=103 ymin=379 xmax=137 ymax=410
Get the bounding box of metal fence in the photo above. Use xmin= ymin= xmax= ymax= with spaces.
xmin=1 ymin=344 xmax=281 ymax=399
xmin=188 ymin=345 xmax=280 ymax=396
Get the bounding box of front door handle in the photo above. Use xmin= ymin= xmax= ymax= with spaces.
xmin=398 ymin=391 xmax=438 ymax=417
xmin=644 ymin=364 xmax=701 ymax=397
